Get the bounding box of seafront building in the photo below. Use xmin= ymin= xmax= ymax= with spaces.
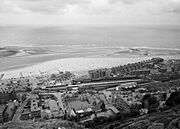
xmin=88 ymin=68 xmax=111 ymax=80
xmin=111 ymin=57 xmax=164 ymax=76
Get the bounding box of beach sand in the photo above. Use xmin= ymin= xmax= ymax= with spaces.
xmin=1 ymin=55 xmax=179 ymax=79
xmin=0 ymin=46 xmax=180 ymax=79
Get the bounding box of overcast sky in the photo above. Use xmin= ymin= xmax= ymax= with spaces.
xmin=0 ymin=0 xmax=180 ymax=26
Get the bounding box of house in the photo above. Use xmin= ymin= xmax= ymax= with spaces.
xmin=31 ymin=99 xmax=41 ymax=119
xmin=21 ymin=109 xmax=31 ymax=120
xmin=91 ymin=106 xmax=119 ymax=119
xmin=67 ymin=100 xmax=91 ymax=116
xmin=102 ymin=91 xmax=113 ymax=103
xmin=48 ymin=99 xmax=62 ymax=118
xmin=150 ymin=68 xmax=160 ymax=75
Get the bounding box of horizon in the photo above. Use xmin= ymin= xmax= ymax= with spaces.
xmin=1 ymin=24 xmax=180 ymax=28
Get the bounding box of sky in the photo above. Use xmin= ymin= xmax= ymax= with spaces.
xmin=0 ymin=0 xmax=180 ymax=26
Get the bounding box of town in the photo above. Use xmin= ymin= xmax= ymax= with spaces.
xmin=0 ymin=57 xmax=180 ymax=129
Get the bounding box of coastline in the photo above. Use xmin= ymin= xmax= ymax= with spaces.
xmin=1 ymin=45 xmax=180 ymax=79
xmin=0 ymin=55 xmax=179 ymax=79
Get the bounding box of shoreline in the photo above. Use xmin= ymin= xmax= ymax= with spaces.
xmin=1 ymin=45 xmax=180 ymax=79
xmin=0 ymin=55 xmax=180 ymax=79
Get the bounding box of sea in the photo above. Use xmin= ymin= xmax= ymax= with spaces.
xmin=0 ymin=25 xmax=180 ymax=48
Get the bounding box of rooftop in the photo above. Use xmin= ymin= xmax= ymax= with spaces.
xmin=67 ymin=100 xmax=91 ymax=111
xmin=48 ymin=100 xmax=59 ymax=112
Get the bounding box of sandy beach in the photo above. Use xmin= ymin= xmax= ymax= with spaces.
xmin=0 ymin=46 xmax=180 ymax=79
xmin=1 ymin=55 xmax=180 ymax=79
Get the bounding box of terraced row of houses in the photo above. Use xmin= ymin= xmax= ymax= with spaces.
xmin=111 ymin=57 xmax=164 ymax=76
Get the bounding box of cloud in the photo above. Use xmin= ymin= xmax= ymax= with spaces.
xmin=0 ymin=0 xmax=180 ymax=16
xmin=0 ymin=0 xmax=180 ymax=25
xmin=0 ymin=0 xmax=91 ymax=14
xmin=173 ymin=5 xmax=180 ymax=14
xmin=112 ymin=0 xmax=180 ymax=16
xmin=167 ymin=1 xmax=180 ymax=15
xmin=109 ymin=0 xmax=143 ymax=5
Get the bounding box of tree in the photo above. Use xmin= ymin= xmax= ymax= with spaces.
xmin=142 ymin=94 xmax=151 ymax=108
xmin=166 ymin=91 xmax=180 ymax=107
xmin=148 ymin=96 xmax=159 ymax=113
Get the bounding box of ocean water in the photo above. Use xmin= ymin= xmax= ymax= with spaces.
xmin=0 ymin=25 xmax=180 ymax=49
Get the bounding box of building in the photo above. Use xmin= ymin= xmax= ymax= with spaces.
xmin=88 ymin=68 xmax=111 ymax=79
xmin=112 ymin=92 xmax=130 ymax=114
xmin=31 ymin=99 xmax=41 ymax=119
xmin=117 ymin=82 xmax=137 ymax=90
xmin=67 ymin=100 xmax=91 ymax=116
xmin=21 ymin=109 xmax=31 ymax=120
xmin=130 ymin=69 xmax=151 ymax=76
xmin=150 ymin=68 xmax=160 ymax=74
xmin=48 ymin=100 xmax=59 ymax=112
xmin=111 ymin=57 xmax=164 ymax=75
xmin=48 ymin=100 xmax=60 ymax=118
